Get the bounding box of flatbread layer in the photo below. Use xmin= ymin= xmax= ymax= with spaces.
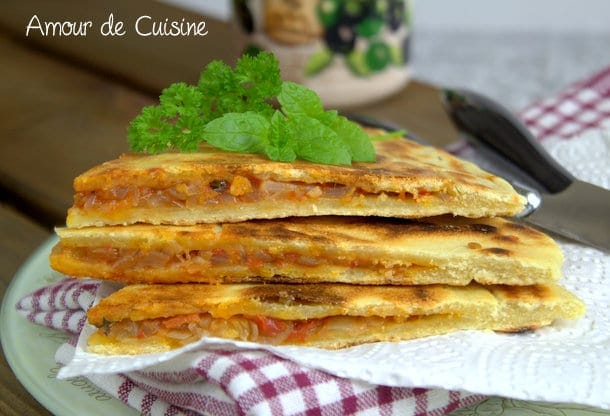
xmin=51 ymin=216 xmax=563 ymax=286
xmin=66 ymin=139 xmax=525 ymax=227
xmin=86 ymin=282 xmax=585 ymax=353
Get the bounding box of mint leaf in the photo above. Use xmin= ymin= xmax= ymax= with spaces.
xmin=313 ymin=110 xmax=376 ymax=162
xmin=266 ymin=111 xmax=297 ymax=162
xmin=278 ymin=81 xmax=325 ymax=117
xmin=203 ymin=112 xmax=269 ymax=153
xmin=277 ymin=86 xmax=375 ymax=163
xmin=285 ymin=115 xmax=351 ymax=165
xmin=330 ymin=115 xmax=376 ymax=162
xmin=317 ymin=109 xmax=339 ymax=126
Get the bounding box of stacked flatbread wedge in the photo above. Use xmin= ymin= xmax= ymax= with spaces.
xmin=50 ymin=138 xmax=585 ymax=354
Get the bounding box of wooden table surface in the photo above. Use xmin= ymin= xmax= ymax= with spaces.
xmin=0 ymin=1 xmax=462 ymax=414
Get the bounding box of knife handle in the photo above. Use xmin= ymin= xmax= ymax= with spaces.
xmin=442 ymin=88 xmax=574 ymax=194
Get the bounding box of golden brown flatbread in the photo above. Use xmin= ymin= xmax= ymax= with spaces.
xmin=86 ymin=281 xmax=585 ymax=354
xmin=65 ymin=139 xmax=525 ymax=228
xmin=50 ymin=216 xmax=562 ymax=286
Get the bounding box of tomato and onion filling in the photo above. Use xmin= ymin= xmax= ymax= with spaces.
xmin=55 ymin=244 xmax=422 ymax=276
xmin=93 ymin=313 xmax=421 ymax=347
xmin=73 ymin=176 xmax=422 ymax=211
xmin=97 ymin=314 xmax=327 ymax=346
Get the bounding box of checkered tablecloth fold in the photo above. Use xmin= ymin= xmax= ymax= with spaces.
xmin=16 ymin=278 xmax=98 ymax=334
xmin=520 ymin=66 xmax=610 ymax=140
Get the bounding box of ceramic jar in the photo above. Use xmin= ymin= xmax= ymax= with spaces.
xmin=233 ymin=0 xmax=412 ymax=107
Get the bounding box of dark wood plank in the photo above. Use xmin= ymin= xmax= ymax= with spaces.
xmin=0 ymin=35 xmax=152 ymax=227
xmin=0 ymin=204 xmax=51 ymax=416
xmin=0 ymin=205 xmax=50 ymax=305
xmin=351 ymin=81 xmax=459 ymax=145
xmin=0 ymin=0 xmax=242 ymax=92
xmin=0 ymin=351 xmax=52 ymax=416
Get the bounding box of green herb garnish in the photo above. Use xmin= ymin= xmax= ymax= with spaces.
xmin=127 ymin=52 xmax=377 ymax=165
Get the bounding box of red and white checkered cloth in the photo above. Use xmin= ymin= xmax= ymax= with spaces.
xmin=16 ymin=65 xmax=610 ymax=416
xmin=520 ymin=65 xmax=610 ymax=141
xmin=16 ymin=278 xmax=485 ymax=416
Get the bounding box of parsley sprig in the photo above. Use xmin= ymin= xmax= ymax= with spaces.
xmin=127 ymin=52 xmax=376 ymax=165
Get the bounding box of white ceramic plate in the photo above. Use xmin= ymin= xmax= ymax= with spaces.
xmin=1 ymin=238 xmax=608 ymax=416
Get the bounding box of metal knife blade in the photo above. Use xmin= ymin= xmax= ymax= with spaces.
xmin=442 ymin=87 xmax=610 ymax=252
xmin=516 ymin=181 xmax=610 ymax=251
